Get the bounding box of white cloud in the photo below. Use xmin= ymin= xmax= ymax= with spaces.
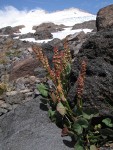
xmin=0 ymin=6 xmax=27 ymax=27
xmin=0 ymin=6 xmax=46 ymax=28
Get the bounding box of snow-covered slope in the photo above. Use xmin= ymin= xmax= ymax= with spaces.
xmin=0 ymin=6 xmax=96 ymax=34
xmin=19 ymin=28 xmax=92 ymax=43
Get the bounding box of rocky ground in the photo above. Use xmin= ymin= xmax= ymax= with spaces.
xmin=0 ymin=4 xmax=113 ymax=150
xmin=0 ymin=96 xmax=74 ymax=150
xmin=72 ymin=20 xmax=96 ymax=31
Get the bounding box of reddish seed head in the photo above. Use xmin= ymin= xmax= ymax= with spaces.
xmin=54 ymin=47 xmax=59 ymax=54
xmin=76 ymin=60 xmax=87 ymax=99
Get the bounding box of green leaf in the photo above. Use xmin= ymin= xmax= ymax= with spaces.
xmin=102 ymin=118 xmax=113 ymax=127
xmin=82 ymin=112 xmax=93 ymax=120
xmin=90 ymin=145 xmax=97 ymax=150
xmin=68 ymin=131 xmax=75 ymax=137
xmin=56 ymin=102 xmax=66 ymax=116
xmin=37 ymin=83 xmax=48 ymax=97
xmin=73 ymin=118 xmax=88 ymax=135
xmin=77 ymin=118 xmax=89 ymax=129
xmin=73 ymin=105 xmax=82 ymax=116
xmin=73 ymin=123 xmax=83 ymax=135
xmin=65 ymin=63 xmax=71 ymax=75
xmin=48 ymin=109 xmax=56 ymax=122
xmin=82 ymin=108 xmax=99 ymax=120
xmin=90 ymin=139 xmax=98 ymax=144
xmin=74 ymin=144 xmax=84 ymax=150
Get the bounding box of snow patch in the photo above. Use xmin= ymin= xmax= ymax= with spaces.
xmin=19 ymin=27 xmax=92 ymax=43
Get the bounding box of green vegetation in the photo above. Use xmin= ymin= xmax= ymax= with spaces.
xmin=32 ymin=41 xmax=113 ymax=150
xmin=5 ymin=50 xmax=21 ymax=57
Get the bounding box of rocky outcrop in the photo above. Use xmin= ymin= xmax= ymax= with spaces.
xmin=33 ymin=22 xmax=65 ymax=33
xmin=0 ymin=25 xmax=25 ymax=35
xmin=68 ymin=5 xmax=113 ymax=117
xmin=68 ymin=28 xmax=113 ymax=116
xmin=19 ymin=33 xmax=34 ymax=39
xmin=47 ymin=38 xmax=64 ymax=50
xmin=13 ymin=25 xmax=25 ymax=33
xmin=96 ymin=4 xmax=113 ymax=31
xmin=34 ymin=30 xmax=53 ymax=40
xmin=0 ymin=36 xmax=35 ymax=81
xmin=18 ymin=30 xmax=53 ymax=40
xmin=72 ymin=20 xmax=96 ymax=31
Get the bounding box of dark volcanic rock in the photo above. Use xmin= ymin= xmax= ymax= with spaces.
xmin=68 ymin=29 xmax=113 ymax=116
xmin=72 ymin=20 xmax=96 ymax=31
xmin=34 ymin=30 xmax=53 ymax=40
xmin=96 ymin=4 xmax=113 ymax=31
xmin=33 ymin=22 xmax=65 ymax=33
xmin=13 ymin=25 xmax=25 ymax=33
xmin=41 ymin=38 xmax=65 ymax=66
xmin=48 ymin=38 xmax=64 ymax=50
xmin=0 ymin=97 xmax=73 ymax=150
xmin=0 ymin=26 xmax=13 ymax=35
xmin=0 ymin=25 xmax=25 ymax=35
xmin=19 ymin=33 xmax=34 ymax=39
xmin=41 ymin=43 xmax=54 ymax=66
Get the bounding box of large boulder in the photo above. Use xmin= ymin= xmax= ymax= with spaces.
xmin=19 ymin=33 xmax=34 ymax=39
xmin=68 ymin=28 xmax=113 ymax=116
xmin=9 ymin=57 xmax=42 ymax=81
xmin=0 ymin=25 xmax=25 ymax=35
xmin=33 ymin=22 xmax=65 ymax=33
xmin=0 ymin=26 xmax=15 ymax=35
xmin=0 ymin=97 xmax=73 ymax=150
xmin=34 ymin=30 xmax=53 ymax=40
xmin=12 ymin=25 xmax=25 ymax=33
xmin=96 ymin=4 xmax=113 ymax=31
xmin=72 ymin=20 xmax=96 ymax=31
xmin=48 ymin=38 xmax=64 ymax=50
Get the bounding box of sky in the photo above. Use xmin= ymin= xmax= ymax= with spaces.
xmin=0 ymin=0 xmax=113 ymax=14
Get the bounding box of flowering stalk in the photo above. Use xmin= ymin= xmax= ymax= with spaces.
xmin=63 ymin=38 xmax=72 ymax=64
xmin=32 ymin=43 xmax=73 ymax=117
xmin=32 ymin=45 xmax=56 ymax=83
xmin=76 ymin=60 xmax=87 ymax=109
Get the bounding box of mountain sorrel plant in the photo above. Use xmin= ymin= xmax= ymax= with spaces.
xmin=32 ymin=41 xmax=113 ymax=150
